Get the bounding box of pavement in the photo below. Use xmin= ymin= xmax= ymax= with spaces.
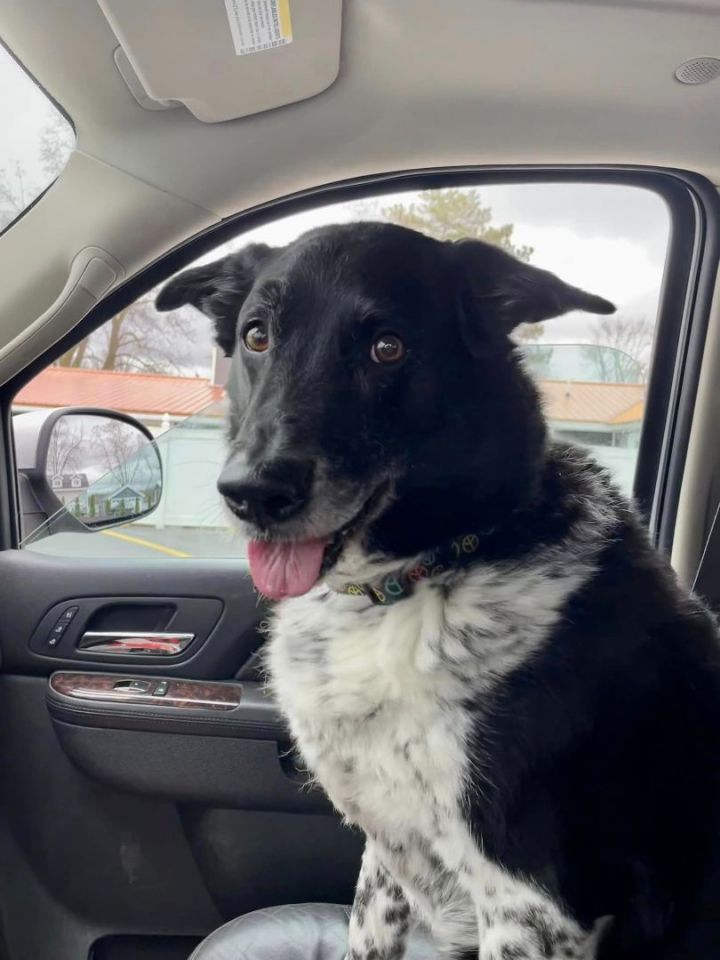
xmin=26 ymin=524 xmax=248 ymax=559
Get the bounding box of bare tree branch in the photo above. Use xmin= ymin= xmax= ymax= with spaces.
xmin=582 ymin=315 xmax=653 ymax=383
xmin=45 ymin=419 xmax=86 ymax=477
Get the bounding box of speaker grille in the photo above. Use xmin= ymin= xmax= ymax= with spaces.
xmin=675 ymin=57 xmax=720 ymax=85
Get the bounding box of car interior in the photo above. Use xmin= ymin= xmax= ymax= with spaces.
xmin=2 ymin=1 xmax=720 ymax=958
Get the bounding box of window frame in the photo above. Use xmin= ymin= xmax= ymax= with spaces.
xmin=2 ymin=165 xmax=718 ymax=555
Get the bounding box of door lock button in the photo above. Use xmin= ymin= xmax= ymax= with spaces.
xmin=153 ymin=681 xmax=169 ymax=697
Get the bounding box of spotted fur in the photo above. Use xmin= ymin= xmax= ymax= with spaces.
xmin=267 ymin=446 xmax=720 ymax=960
xmin=266 ymin=444 xmax=620 ymax=959
xmin=158 ymin=222 xmax=720 ymax=959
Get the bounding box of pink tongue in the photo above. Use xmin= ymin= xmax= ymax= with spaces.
xmin=248 ymin=539 xmax=327 ymax=600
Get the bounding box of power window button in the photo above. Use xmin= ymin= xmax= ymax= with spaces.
xmin=48 ymin=622 xmax=68 ymax=647
xmin=48 ymin=605 xmax=80 ymax=647
xmin=153 ymin=681 xmax=169 ymax=697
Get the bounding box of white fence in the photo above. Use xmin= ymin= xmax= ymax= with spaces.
xmin=137 ymin=423 xmax=229 ymax=530
xmin=137 ymin=423 xmax=637 ymax=534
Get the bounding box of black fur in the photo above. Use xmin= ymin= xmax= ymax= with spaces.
xmin=158 ymin=221 xmax=720 ymax=957
xmin=157 ymin=223 xmax=614 ymax=556
xmin=466 ymin=461 xmax=720 ymax=958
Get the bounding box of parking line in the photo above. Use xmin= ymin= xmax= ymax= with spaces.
xmin=100 ymin=529 xmax=191 ymax=558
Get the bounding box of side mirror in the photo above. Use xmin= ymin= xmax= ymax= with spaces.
xmin=14 ymin=407 xmax=163 ymax=541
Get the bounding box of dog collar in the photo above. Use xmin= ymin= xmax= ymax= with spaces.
xmin=333 ymin=531 xmax=487 ymax=606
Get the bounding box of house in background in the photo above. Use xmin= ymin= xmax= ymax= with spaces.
xmin=541 ymin=380 xmax=645 ymax=492
xmin=48 ymin=472 xmax=89 ymax=509
xmin=14 ymin=365 xmax=645 ymax=531
xmin=108 ymin=484 xmax=147 ymax=514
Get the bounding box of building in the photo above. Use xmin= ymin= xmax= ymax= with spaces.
xmin=14 ymin=366 xmax=646 ymax=532
xmin=48 ymin=471 xmax=89 ymax=508
xmin=14 ymin=366 xmax=225 ymax=435
xmin=539 ymin=380 xmax=645 ymax=492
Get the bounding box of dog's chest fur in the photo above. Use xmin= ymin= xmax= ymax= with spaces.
xmin=271 ymin=582 xmax=453 ymax=804
xmin=267 ymin=547 xmax=599 ymax=954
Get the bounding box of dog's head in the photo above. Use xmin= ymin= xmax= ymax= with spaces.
xmin=157 ymin=222 xmax=614 ymax=599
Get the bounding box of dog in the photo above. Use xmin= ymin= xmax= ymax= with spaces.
xmin=157 ymin=221 xmax=720 ymax=959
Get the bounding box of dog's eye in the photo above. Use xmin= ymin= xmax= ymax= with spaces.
xmin=370 ymin=334 xmax=405 ymax=365
xmin=243 ymin=322 xmax=270 ymax=353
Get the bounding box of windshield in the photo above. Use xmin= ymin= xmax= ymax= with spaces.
xmin=0 ymin=43 xmax=74 ymax=233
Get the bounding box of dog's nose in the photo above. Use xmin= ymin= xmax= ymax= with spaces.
xmin=218 ymin=458 xmax=315 ymax=527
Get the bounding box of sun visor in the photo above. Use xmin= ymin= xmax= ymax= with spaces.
xmin=97 ymin=0 xmax=343 ymax=123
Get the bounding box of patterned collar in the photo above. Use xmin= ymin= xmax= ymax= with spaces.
xmin=333 ymin=531 xmax=487 ymax=606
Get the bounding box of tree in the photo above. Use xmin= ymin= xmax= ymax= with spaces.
xmin=39 ymin=112 xmax=74 ymax=179
xmin=94 ymin=419 xmax=149 ymax=489
xmin=45 ymin=416 xmax=86 ymax=478
xmin=582 ymin=314 xmax=653 ymax=383
xmin=380 ymin=189 xmax=542 ymax=343
xmin=0 ymin=109 xmax=73 ymax=232
xmin=382 ymin=188 xmax=532 ymax=254
xmin=56 ymin=295 xmax=204 ymax=375
xmin=0 ymin=162 xmax=30 ymax=230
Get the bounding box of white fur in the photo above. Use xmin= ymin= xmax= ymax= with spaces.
xmin=266 ymin=469 xmax=614 ymax=959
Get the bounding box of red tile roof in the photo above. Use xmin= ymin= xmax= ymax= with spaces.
xmin=540 ymin=379 xmax=645 ymax=426
xmin=15 ymin=367 xmax=224 ymax=418
xmin=14 ymin=367 xmax=645 ymax=426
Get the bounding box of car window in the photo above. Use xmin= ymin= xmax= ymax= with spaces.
xmin=14 ymin=182 xmax=670 ymax=559
xmin=0 ymin=43 xmax=74 ymax=233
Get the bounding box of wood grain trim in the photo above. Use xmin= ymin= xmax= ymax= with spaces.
xmin=49 ymin=672 xmax=241 ymax=711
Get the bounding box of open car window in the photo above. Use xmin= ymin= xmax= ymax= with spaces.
xmin=13 ymin=181 xmax=670 ymax=558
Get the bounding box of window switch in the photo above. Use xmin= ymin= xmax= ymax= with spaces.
xmin=153 ymin=681 xmax=169 ymax=697
xmin=48 ymin=607 xmax=79 ymax=647
xmin=48 ymin=622 xmax=67 ymax=646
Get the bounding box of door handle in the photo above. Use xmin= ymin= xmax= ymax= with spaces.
xmin=77 ymin=631 xmax=194 ymax=656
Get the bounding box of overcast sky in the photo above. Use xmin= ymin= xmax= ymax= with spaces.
xmin=1 ymin=43 xmax=669 ymax=349
xmin=210 ymin=185 xmax=669 ymax=345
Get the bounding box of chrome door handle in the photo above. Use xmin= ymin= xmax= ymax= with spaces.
xmin=77 ymin=631 xmax=195 ymax=656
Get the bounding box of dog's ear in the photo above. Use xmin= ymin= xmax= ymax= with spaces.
xmin=155 ymin=244 xmax=279 ymax=356
xmin=451 ymin=239 xmax=615 ymax=353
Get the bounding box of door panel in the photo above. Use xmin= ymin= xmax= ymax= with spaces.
xmin=0 ymin=552 xmax=263 ymax=677
xmin=0 ymin=550 xmax=362 ymax=960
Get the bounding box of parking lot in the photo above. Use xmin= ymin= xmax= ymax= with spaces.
xmin=25 ymin=523 xmax=248 ymax=560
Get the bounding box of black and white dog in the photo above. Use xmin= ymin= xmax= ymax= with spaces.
xmin=157 ymin=222 xmax=720 ymax=959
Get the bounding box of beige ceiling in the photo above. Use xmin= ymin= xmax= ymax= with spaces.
xmin=0 ymin=0 xmax=719 ymax=375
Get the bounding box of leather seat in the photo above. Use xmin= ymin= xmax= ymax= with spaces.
xmin=190 ymin=903 xmax=438 ymax=960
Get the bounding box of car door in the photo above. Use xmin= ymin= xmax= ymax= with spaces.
xmin=0 ymin=172 xmax=715 ymax=960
